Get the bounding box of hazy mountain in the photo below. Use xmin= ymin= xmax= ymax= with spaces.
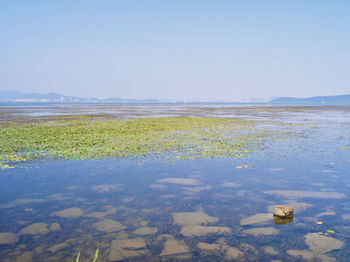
xmin=270 ymin=94 xmax=350 ymax=105
xmin=0 ymin=91 xmax=161 ymax=104
xmin=0 ymin=90 xmax=96 ymax=102
xmin=1 ymin=90 xmax=349 ymax=105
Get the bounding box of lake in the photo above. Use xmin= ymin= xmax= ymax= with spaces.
xmin=0 ymin=104 xmax=350 ymax=261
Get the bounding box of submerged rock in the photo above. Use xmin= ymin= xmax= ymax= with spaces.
xmin=132 ymin=227 xmax=158 ymax=235
xmin=109 ymin=238 xmax=149 ymax=261
xmin=157 ymin=177 xmax=201 ymax=186
xmin=48 ymin=242 xmax=68 ymax=253
xmin=263 ymin=246 xmax=279 ymax=255
xmin=242 ymin=227 xmax=280 ymax=236
xmin=85 ymin=206 xmax=116 ymax=218
xmin=14 ymin=251 xmax=33 ymax=262
xmin=197 ymin=242 xmax=221 ymax=251
xmin=172 ymin=212 xmax=219 ymax=226
xmin=315 ymin=211 xmax=336 ymax=217
xmin=93 ymin=184 xmax=122 ymax=193
xmin=49 ymin=223 xmax=61 ymax=232
xmin=287 ymin=249 xmax=335 ymax=262
xmin=273 ymin=206 xmax=293 ymax=218
xmin=85 ymin=211 xmax=108 ymax=219
xmin=160 ymin=236 xmax=190 ymax=256
xmin=240 ymin=213 xmax=272 ymax=225
xmin=19 ymin=223 xmax=49 ymax=235
xmin=342 ymin=214 xmax=350 ymax=221
xmin=93 ymin=219 xmax=126 ymax=233
xmin=0 ymin=232 xmax=18 ymax=245
xmin=224 ymin=246 xmax=244 ymax=260
xmin=197 ymin=240 xmax=244 ymax=259
xmin=240 ymin=243 xmax=258 ymax=255
xmin=221 ymin=182 xmax=241 ymax=188
xmin=305 ymin=233 xmax=344 ymax=254
xmin=50 ymin=207 xmax=83 ymax=218
xmin=263 ymin=190 xmax=346 ymax=199
xmin=150 ymin=184 xmax=167 ymax=189
xmin=183 ymin=185 xmax=212 ymax=194
xmin=180 ymin=226 xmax=231 ymax=237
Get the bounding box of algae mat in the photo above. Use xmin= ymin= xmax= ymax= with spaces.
xmin=0 ymin=117 xmax=283 ymax=163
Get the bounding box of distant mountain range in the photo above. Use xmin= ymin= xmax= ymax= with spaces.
xmin=0 ymin=90 xmax=161 ymax=104
xmin=270 ymin=94 xmax=350 ymax=105
xmin=0 ymin=90 xmax=349 ymax=105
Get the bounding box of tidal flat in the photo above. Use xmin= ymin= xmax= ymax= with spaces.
xmin=0 ymin=104 xmax=350 ymax=261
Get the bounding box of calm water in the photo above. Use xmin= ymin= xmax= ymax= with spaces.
xmin=1 ymin=106 xmax=350 ymax=261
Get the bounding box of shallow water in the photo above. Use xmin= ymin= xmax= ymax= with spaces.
xmin=1 ymin=106 xmax=350 ymax=261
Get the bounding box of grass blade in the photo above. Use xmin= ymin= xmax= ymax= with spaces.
xmin=75 ymin=251 xmax=80 ymax=262
xmin=93 ymin=248 xmax=99 ymax=262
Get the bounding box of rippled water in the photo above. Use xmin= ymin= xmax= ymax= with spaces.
xmin=1 ymin=106 xmax=350 ymax=261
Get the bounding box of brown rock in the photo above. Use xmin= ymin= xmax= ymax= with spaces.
xmin=273 ymin=206 xmax=293 ymax=218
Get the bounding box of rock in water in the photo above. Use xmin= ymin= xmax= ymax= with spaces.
xmin=273 ymin=206 xmax=293 ymax=218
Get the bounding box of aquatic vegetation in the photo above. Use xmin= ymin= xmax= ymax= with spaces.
xmin=0 ymin=117 xmax=285 ymax=163
xmin=75 ymin=248 xmax=99 ymax=262
xmin=0 ymin=163 xmax=15 ymax=169
xmin=75 ymin=251 xmax=80 ymax=262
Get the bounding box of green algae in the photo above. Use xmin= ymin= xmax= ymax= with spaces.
xmin=0 ymin=117 xmax=283 ymax=163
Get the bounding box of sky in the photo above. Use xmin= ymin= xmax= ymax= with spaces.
xmin=0 ymin=1 xmax=349 ymax=101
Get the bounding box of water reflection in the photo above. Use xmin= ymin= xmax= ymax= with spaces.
xmin=273 ymin=216 xmax=293 ymax=225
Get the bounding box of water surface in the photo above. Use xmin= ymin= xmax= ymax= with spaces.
xmin=1 ymin=106 xmax=350 ymax=261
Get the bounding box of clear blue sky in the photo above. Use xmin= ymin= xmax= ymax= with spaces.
xmin=0 ymin=0 xmax=349 ymax=100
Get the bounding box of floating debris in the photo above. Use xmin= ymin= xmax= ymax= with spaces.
xmin=236 ymin=165 xmax=249 ymax=169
